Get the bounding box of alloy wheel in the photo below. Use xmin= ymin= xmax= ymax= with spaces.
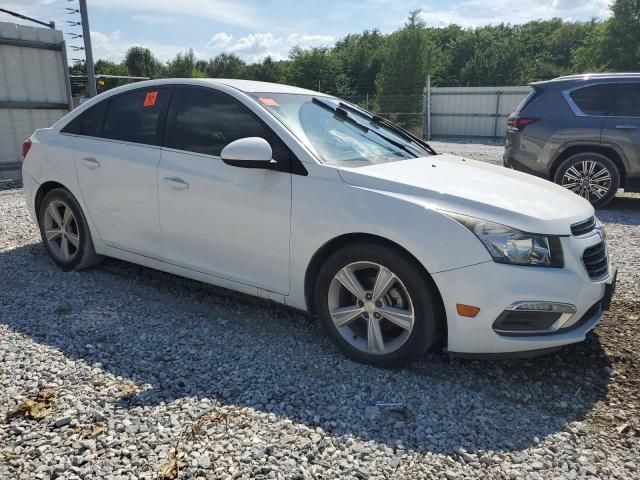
xmin=327 ymin=261 xmax=415 ymax=355
xmin=561 ymin=160 xmax=612 ymax=202
xmin=43 ymin=200 xmax=80 ymax=262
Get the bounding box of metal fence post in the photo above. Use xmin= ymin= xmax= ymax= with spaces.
xmin=493 ymin=90 xmax=502 ymax=139
xmin=423 ymin=75 xmax=431 ymax=141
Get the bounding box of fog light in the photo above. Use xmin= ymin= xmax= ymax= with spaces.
xmin=493 ymin=302 xmax=576 ymax=336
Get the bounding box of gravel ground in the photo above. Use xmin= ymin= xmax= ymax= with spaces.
xmin=1 ymin=142 xmax=639 ymax=479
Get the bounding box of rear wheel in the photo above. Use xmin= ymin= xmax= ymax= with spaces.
xmin=38 ymin=188 xmax=102 ymax=271
xmin=314 ymin=242 xmax=441 ymax=368
xmin=553 ymin=152 xmax=620 ymax=207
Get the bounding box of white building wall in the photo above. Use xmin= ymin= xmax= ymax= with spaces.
xmin=428 ymin=85 xmax=531 ymax=139
xmin=0 ymin=22 xmax=70 ymax=171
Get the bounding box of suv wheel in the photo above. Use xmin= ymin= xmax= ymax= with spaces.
xmin=38 ymin=188 xmax=103 ymax=271
xmin=553 ymin=152 xmax=620 ymax=207
xmin=314 ymin=242 xmax=441 ymax=368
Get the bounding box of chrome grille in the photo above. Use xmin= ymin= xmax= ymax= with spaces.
xmin=582 ymin=241 xmax=608 ymax=279
xmin=571 ymin=217 xmax=596 ymax=236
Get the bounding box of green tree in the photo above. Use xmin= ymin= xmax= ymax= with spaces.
xmin=572 ymin=21 xmax=609 ymax=71
xmin=165 ymin=49 xmax=204 ymax=78
xmin=287 ymin=46 xmax=351 ymax=96
xmin=244 ymin=56 xmax=288 ymax=83
xmin=124 ymin=46 xmax=162 ymax=78
xmin=204 ymin=53 xmax=246 ymax=78
xmin=458 ymin=25 xmax=519 ymax=85
xmin=605 ymin=0 xmax=640 ymax=70
xmin=375 ymin=11 xmax=439 ymax=129
xmin=376 ymin=10 xmax=436 ymax=96
xmin=332 ymin=30 xmax=386 ymax=96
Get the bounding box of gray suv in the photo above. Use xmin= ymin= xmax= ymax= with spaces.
xmin=504 ymin=73 xmax=640 ymax=207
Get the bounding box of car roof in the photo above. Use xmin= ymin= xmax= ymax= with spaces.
xmin=103 ymin=78 xmax=320 ymax=95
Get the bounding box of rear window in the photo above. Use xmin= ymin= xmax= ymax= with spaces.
xmin=569 ymin=84 xmax=616 ymax=116
xmin=101 ymin=89 xmax=168 ymax=145
xmin=514 ymin=87 xmax=542 ymax=113
xmin=61 ymin=101 xmax=107 ymax=137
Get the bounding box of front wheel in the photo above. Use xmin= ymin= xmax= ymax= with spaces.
xmin=553 ymin=153 xmax=620 ymax=207
xmin=314 ymin=242 xmax=442 ymax=368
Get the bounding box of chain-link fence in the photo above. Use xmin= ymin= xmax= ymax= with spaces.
xmin=342 ymin=94 xmax=424 ymax=137
xmin=344 ymin=83 xmax=533 ymax=140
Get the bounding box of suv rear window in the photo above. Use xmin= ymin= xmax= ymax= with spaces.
xmin=569 ymin=84 xmax=616 ymax=116
xmin=514 ymin=87 xmax=542 ymax=113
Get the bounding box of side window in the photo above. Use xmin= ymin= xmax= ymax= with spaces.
xmin=611 ymin=84 xmax=640 ymax=117
xmin=165 ymin=87 xmax=289 ymax=163
xmin=101 ymin=89 xmax=168 ymax=145
xmin=61 ymin=101 xmax=107 ymax=137
xmin=569 ymin=84 xmax=616 ymax=116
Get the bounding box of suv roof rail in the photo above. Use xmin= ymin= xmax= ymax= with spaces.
xmin=548 ymin=72 xmax=640 ymax=81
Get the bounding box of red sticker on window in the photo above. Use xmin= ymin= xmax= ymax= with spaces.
xmin=258 ymin=97 xmax=279 ymax=107
xmin=144 ymin=91 xmax=158 ymax=107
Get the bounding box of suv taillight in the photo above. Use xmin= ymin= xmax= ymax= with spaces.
xmin=507 ymin=117 xmax=539 ymax=132
xmin=22 ymin=138 xmax=32 ymax=160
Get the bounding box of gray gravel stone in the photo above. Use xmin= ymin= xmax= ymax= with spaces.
xmin=1 ymin=146 xmax=639 ymax=479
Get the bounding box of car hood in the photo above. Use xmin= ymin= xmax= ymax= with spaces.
xmin=337 ymin=154 xmax=594 ymax=235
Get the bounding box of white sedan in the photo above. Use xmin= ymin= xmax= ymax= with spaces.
xmin=21 ymin=79 xmax=616 ymax=367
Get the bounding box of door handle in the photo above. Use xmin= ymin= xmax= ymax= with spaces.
xmin=615 ymin=124 xmax=638 ymax=130
xmin=163 ymin=176 xmax=189 ymax=190
xmin=81 ymin=157 xmax=100 ymax=169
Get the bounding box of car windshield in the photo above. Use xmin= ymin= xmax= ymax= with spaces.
xmin=250 ymin=93 xmax=433 ymax=167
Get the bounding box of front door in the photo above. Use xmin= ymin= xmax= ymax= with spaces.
xmin=157 ymin=86 xmax=292 ymax=294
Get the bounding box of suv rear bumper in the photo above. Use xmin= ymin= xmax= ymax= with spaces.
xmin=503 ymin=154 xmax=546 ymax=179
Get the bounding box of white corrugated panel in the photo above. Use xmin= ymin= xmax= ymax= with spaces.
xmin=0 ymin=22 xmax=69 ymax=168
xmin=430 ymin=86 xmax=531 ymax=138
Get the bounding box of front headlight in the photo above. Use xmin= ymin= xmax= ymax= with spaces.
xmin=446 ymin=213 xmax=564 ymax=267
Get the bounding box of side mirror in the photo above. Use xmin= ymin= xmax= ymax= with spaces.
xmin=221 ymin=137 xmax=274 ymax=169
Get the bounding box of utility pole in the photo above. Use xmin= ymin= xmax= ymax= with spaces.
xmin=79 ymin=0 xmax=96 ymax=97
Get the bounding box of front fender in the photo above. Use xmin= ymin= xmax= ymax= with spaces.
xmin=287 ymin=164 xmax=491 ymax=310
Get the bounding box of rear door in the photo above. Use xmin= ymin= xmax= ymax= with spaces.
xmin=602 ymin=82 xmax=640 ymax=174
xmin=157 ymin=86 xmax=293 ymax=294
xmin=73 ymin=87 xmax=171 ymax=258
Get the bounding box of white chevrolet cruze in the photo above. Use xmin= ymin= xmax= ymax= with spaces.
xmin=22 ymin=79 xmax=616 ymax=367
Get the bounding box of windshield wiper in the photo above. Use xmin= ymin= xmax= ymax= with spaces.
xmin=312 ymin=97 xmax=368 ymax=132
xmin=312 ymin=97 xmax=420 ymax=158
xmin=338 ymin=101 xmax=437 ymax=155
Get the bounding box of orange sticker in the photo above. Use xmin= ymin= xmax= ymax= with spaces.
xmin=258 ymin=97 xmax=280 ymax=107
xmin=144 ymin=91 xmax=158 ymax=107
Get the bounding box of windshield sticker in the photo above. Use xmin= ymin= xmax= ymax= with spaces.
xmin=143 ymin=91 xmax=158 ymax=107
xmin=258 ymin=97 xmax=280 ymax=107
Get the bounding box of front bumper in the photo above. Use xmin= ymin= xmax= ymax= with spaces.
xmin=433 ymin=232 xmax=614 ymax=355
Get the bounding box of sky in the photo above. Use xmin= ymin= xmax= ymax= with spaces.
xmin=1 ymin=0 xmax=612 ymax=64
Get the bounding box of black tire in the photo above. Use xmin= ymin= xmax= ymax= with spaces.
xmin=38 ymin=188 xmax=103 ymax=271
xmin=314 ymin=242 xmax=442 ymax=368
xmin=553 ymin=152 xmax=620 ymax=208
